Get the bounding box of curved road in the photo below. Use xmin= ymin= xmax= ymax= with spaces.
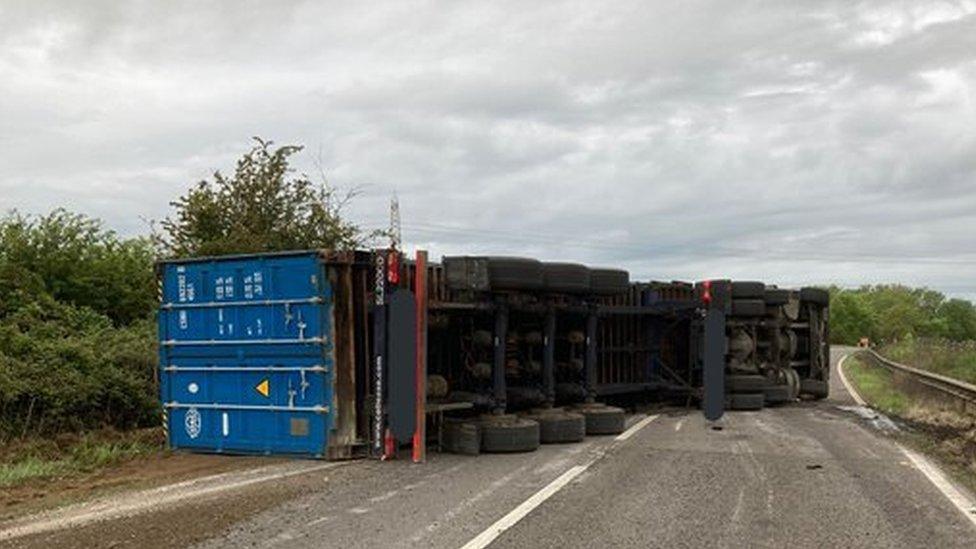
xmin=8 ymin=349 xmax=976 ymax=548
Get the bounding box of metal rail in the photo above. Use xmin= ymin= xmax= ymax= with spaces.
xmin=859 ymin=349 xmax=976 ymax=409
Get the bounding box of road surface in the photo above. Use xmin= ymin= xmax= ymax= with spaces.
xmin=5 ymin=348 xmax=975 ymax=548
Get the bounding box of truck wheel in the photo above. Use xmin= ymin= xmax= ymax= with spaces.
xmin=800 ymin=287 xmax=829 ymax=306
xmin=731 ymin=281 xmax=765 ymax=299
xmin=522 ymin=409 xmax=586 ymax=443
xmin=480 ymin=415 xmax=541 ymax=453
xmin=590 ymin=269 xmax=630 ymax=295
xmin=800 ymin=379 xmax=829 ymax=400
xmin=728 ymin=393 xmax=764 ymax=411
xmin=571 ymin=403 xmax=626 ymax=435
xmin=731 ymin=299 xmax=765 ymax=317
xmin=486 ymin=257 xmax=545 ymax=291
xmin=542 ymin=263 xmax=592 ymax=294
xmin=427 ymin=375 xmax=449 ymax=399
xmin=764 ymin=384 xmax=791 ymax=405
xmin=764 ymin=288 xmax=790 ymax=306
xmin=726 ymin=374 xmax=766 ymax=393
xmin=443 ymin=420 xmax=481 ymax=455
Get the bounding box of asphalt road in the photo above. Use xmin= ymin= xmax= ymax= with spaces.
xmin=7 ymin=349 xmax=976 ymax=548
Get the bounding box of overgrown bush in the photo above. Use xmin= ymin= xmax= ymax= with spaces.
xmin=0 ymin=212 xmax=158 ymax=441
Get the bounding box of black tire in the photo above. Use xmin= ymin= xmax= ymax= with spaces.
xmin=486 ymin=257 xmax=544 ymax=291
xmin=590 ymin=268 xmax=630 ymax=295
xmin=800 ymin=379 xmax=829 ymax=399
xmin=764 ymin=288 xmax=790 ymax=306
xmin=442 ymin=420 xmax=481 ymax=455
xmin=522 ymin=409 xmax=586 ymax=444
xmin=572 ymin=404 xmax=626 ymax=435
xmin=726 ymin=374 xmax=766 ymax=393
xmin=731 ymin=299 xmax=766 ymax=317
xmin=480 ymin=416 xmax=541 ymax=453
xmin=764 ymin=384 xmax=792 ymax=405
xmin=542 ymin=263 xmax=591 ymax=294
xmin=728 ymin=393 xmax=765 ymax=411
xmin=800 ymin=287 xmax=829 ymax=306
xmin=731 ymin=281 xmax=765 ymax=299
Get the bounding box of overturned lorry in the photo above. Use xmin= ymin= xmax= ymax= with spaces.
xmin=157 ymin=250 xmax=829 ymax=459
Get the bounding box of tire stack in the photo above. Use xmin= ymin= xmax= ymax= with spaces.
xmin=479 ymin=414 xmax=541 ymax=453
xmin=730 ymin=281 xmax=766 ymax=318
xmin=520 ymin=408 xmax=586 ymax=443
xmin=725 ymin=374 xmax=766 ymax=411
xmin=799 ymin=287 xmax=830 ymax=400
xmin=542 ymin=263 xmax=591 ymax=294
xmin=569 ymin=402 xmax=626 ymax=435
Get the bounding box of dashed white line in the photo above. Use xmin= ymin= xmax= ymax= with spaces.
xmin=615 ymin=414 xmax=660 ymax=442
xmin=459 ymin=414 xmax=660 ymax=549
xmin=458 ymin=465 xmax=588 ymax=549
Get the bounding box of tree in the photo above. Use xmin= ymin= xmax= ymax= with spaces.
xmin=830 ymin=291 xmax=876 ymax=345
xmin=157 ymin=138 xmax=372 ymax=258
xmin=938 ymin=299 xmax=976 ymax=342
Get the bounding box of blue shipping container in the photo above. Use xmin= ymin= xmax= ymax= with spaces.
xmin=159 ymin=251 xmax=358 ymax=458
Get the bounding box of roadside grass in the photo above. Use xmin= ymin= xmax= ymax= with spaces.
xmin=844 ymin=356 xmax=909 ymax=415
xmin=0 ymin=428 xmax=164 ymax=488
xmin=844 ymin=355 xmax=976 ymax=496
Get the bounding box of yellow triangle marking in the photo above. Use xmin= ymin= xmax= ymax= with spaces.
xmin=255 ymin=379 xmax=270 ymax=398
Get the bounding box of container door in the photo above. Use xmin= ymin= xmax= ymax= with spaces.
xmin=159 ymin=253 xmax=334 ymax=457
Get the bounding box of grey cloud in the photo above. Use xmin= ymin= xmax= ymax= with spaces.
xmin=1 ymin=0 xmax=975 ymax=298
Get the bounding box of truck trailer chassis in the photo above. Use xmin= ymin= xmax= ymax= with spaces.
xmin=157 ymin=250 xmax=830 ymax=460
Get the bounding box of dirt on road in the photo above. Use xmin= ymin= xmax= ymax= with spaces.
xmin=1 ymin=451 xmax=286 ymax=529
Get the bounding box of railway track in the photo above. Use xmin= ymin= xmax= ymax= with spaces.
xmin=858 ymin=349 xmax=976 ymax=415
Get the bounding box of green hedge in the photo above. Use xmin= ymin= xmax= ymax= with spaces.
xmin=0 ymin=211 xmax=158 ymax=440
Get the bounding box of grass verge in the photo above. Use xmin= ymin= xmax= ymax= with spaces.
xmin=0 ymin=428 xmax=164 ymax=488
xmin=844 ymin=355 xmax=976 ymax=496
xmin=845 ymin=356 xmax=909 ymax=415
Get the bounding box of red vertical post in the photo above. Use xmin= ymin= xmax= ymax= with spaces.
xmin=412 ymin=251 xmax=428 ymax=463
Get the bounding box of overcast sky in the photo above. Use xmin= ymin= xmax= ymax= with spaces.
xmin=1 ymin=1 xmax=975 ymax=298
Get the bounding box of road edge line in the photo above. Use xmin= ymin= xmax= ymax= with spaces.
xmin=898 ymin=445 xmax=976 ymax=528
xmin=839 ymin=353 xmax=976 ymax=529
xmin=836 ymin=353 xmax=867 ymax=406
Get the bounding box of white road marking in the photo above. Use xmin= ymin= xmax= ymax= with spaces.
xmin=459 ymin=414 xmax=660 ymax=549
xmin=836 ymin=354 xmax=867 ymax=406
xmin=615 ymin=414 xmax=660 ymax=442
xmin=459 ymin=465 xmax=588 ymax=549
xmin=899 ymin=445 xmax=976 ymax=528
xmin=674 ymin=418 xmax=685 ymax=432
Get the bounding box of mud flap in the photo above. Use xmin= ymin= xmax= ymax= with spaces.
xmin=388 ymin=289 xmax=417 ymax=443
xmin=703 ymin=307 xmax=726 ymax=422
